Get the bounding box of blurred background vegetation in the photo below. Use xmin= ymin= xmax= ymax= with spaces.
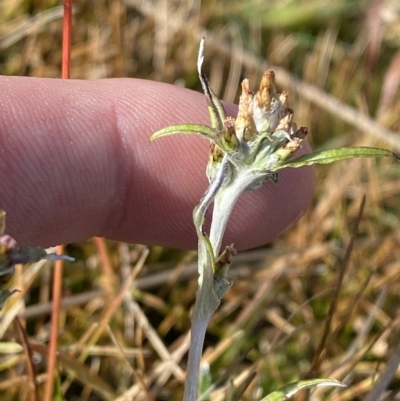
xmin=1 ymin=0 xmax=400 ymax=400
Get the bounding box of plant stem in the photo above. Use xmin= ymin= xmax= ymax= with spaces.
xmin=183 ymin=157 xmax=229 ymax=401
xmin=210 ymin=169 xmax=257 ymax=256
xmin=44 ymin=2 xmax=71 ymax=400
xmin=183 ymin=161 xmax=256 ymax=400
xmin=182 ymin=272 xmax=219 ymax=401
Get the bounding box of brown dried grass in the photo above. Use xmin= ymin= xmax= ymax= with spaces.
xmin=1 ymin=0 xmax=400 ymax=400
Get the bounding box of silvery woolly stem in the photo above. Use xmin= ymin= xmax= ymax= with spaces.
xmin=209 ymin=168 xmax=260 ymax=257
xmin=184 ymin=166 xmax=260 ymax=401
xmin=183 ymin=155 xmax=230 ymax=401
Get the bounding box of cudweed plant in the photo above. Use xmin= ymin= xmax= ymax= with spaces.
xmin=151 ymin=39 xmax=399 ymax=401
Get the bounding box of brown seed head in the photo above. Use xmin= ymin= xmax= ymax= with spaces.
xmin=237 ymin=79 xmax=253 ymax=116
xmin=277 ymin=108 xmax=294 ymax=132
xmin=223 ymin=116 xmax=239 ymax=147
xmin=210 ymin=142 xmax=224 ymax=162
xmin=257 ymin=70 xmax=277 ymax=109
xmin=295 ymin=127 xmax=308 ymax=140
xmin=236 ymin=80 xmax=257 ymax=141
xmin=279 ymin=91 xmax=288 ymax=106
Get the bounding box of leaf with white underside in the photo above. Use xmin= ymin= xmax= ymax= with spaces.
xmin=276 ymin=147 xmax=399 ymax=170
xmin=260 ymin=378 xmax=346 ymax=401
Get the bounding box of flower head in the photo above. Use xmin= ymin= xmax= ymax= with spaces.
xmin=204 ymin=65 xmax=308 ymax=190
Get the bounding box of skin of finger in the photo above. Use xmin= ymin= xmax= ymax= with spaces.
xmin=0 ymin=76 xmax=315 ymax=250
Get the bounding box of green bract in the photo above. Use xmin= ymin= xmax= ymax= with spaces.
xmin=150 ymin=38 xmax=398 ymax=401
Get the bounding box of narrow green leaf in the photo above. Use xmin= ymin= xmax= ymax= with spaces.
xmin=261 ymin=378 xmax=346 ymax=401
xmin=276 ymin=147 xmax=399 ymax=170
xmin=150 ymin=123 xmax=219 ymax=142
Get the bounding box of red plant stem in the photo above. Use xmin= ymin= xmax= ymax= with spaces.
xmin=43 ymin=1 xmax=72 ymax=400
xmin=43 ymin=253 xmax=64 ymax=401
xmin=61 ymin=0 xmax=72 ymax=80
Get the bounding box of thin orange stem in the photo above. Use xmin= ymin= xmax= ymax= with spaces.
xmin=43 ymin=1 xmax=72 ymax=400
xmin=43 ymin=251 xmax=64 ymax=401
xmin=61 ymin=0 xmax=72 ymax=80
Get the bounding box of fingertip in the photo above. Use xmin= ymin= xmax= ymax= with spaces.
xmin=0 ymin=76 xmax=315 ymax=250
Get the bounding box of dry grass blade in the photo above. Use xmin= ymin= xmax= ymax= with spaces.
xmin=332 ymin=282 xmax=387 ymax=364
xmin=123 ymin=296 xmax=184 ymax=379
xmin=308 ymin=196 xmax=366 ymax=379
xmin=113 ymin=332 xmax=191 ymax=400
xmin=13 ymin=317 xmax=39 ymax=401
xmin=363 ymin=339 xmax=400 ymax=401
xmin=31 ymin=342 xmax=117 ymax=400
xmin=79 ymin=247 xmax=149 ymax=361
xmin=226 ymin=371 xmax=257 ymax=401
xmin=205 ymin=346 xmax=254 ymax=400
xmin=0 ymin=6 xmax=69 ymax=50
xmin=106 ymin=325 xmax=154 ymax=401
xmin=377 ymin=50 xmax=400 ymax=119
xmin=94 ymin=237 xmax=117 ymax=295
xmin=1 ymin=1 xmax=400 ymax=399
xmin=365 ymin=0 xmax=384 ymax=72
